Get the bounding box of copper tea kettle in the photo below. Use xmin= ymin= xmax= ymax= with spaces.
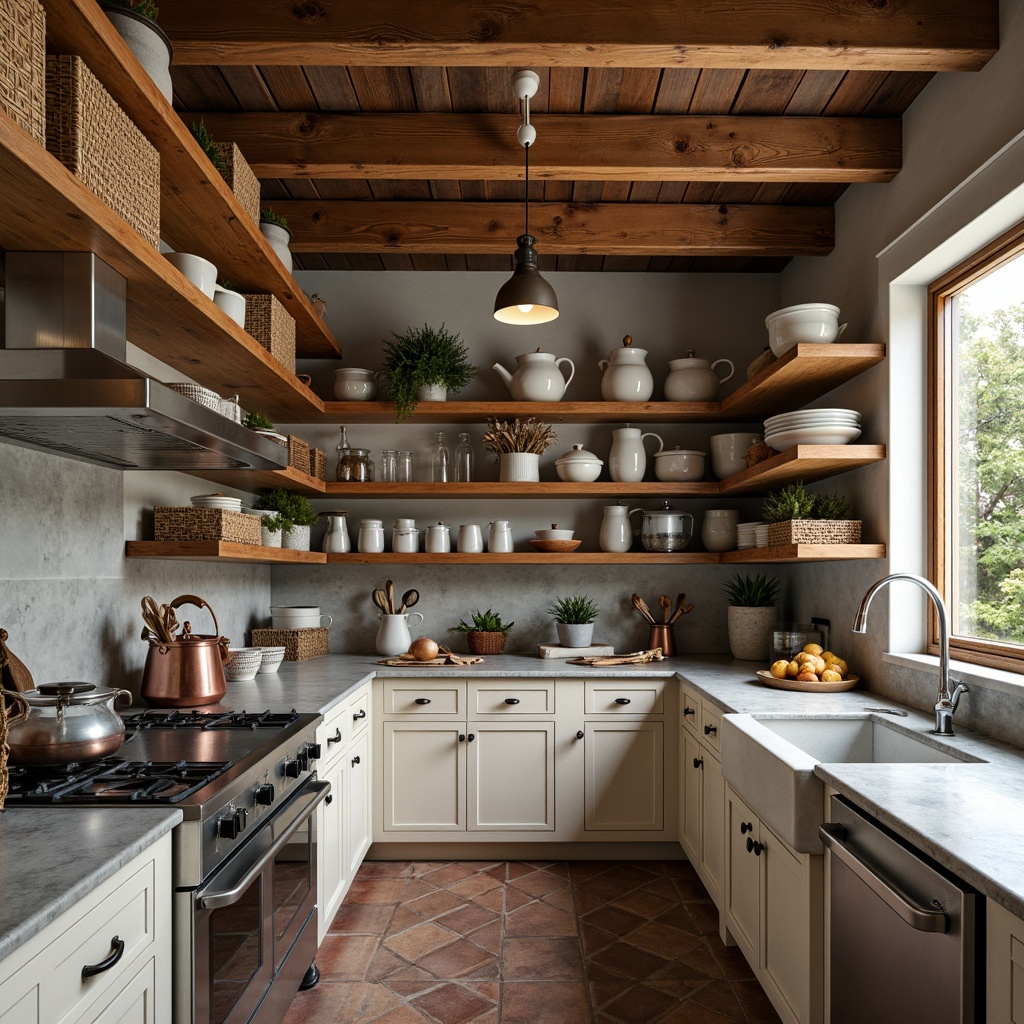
xmin=141 ymin=594 xmax=230 ymax=707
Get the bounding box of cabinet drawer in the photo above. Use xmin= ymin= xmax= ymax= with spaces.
xmin=680 ymin=685 xmax=702 ymax=737
xmin=347 ymin=686 xmax=371 ymax=734
xmin=701 ymin=705 xmax=722 ymax=754
xmin=318 ymin=709 xmax=349 ymax=763
xmin=470 ymin=681 xmax=554 ymax=715
xmin=384 ymin=680 xmax=464 ymax=716
xmin=584 ymin=680 xmax=664 ymax=715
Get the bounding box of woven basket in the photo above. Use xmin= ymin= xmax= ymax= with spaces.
xmin=466 ymin=631 xmax=507 ymax=655
xmin=214 ymin=141 xmax=259 ymax=227
xmin=154 ymin=506 xmax=261 ymax=545
xmin=746 ymin=348 xmax=777 ymax=380
xmin=766 ymin=519 xmax=862 ymax=546
xmin=251 ymin=627 xmax=328 ymax=661
xmin=166 ymin=381 xmax=222 ymax=412
xmin=0 ymin=0 xmax=45 ymax=146
xmin=311 ymin=448 xmax=327 ymax=481
xmin=243 ymin=293 xmax=296 ymax=372
xmin=45 ymin=55 xmax=160 ymax=248
xmin=287 ymin=434 xmax=311 ymax=475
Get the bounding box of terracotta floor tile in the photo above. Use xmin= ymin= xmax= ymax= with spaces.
xmin=711 ymin=942 xmax=757 ymax=980
xmin=567 ymin=861 xmax=616 ymax=882
xmin=589 ymin=977 xmax=636 ymax=1010
xmin=466 ymin=920 xmax=502 ymax=955
xmin=437 ymin=902 xmax=497 ymax=935
xmin=685 ymin=901 xmax=721 ymax=934
xmin=422 ymin=863 xmax=480 ymax=886
xmin=374 ymin=1006 xmax=435 ymax=1024
xmin=384 ymin=921 xmax=460 ymax=961
xmin=576 ymin=875 xmax=641 ymax=903
xmin=387 ymin=906 xmax=428 ymax=938
xmin=367 ymin=947 xmax=408 ymax=981
xmin=575 ymin=888 xmax=617 ymax=915
xmin=417 ymin=937 xmax=499 ymax=979
xmin=346 ymin=878 xmax=406 ymax=905
xmin=505 ymin=900 xmax=579 ymax=936
xmin=540 ymin=887 xmax=577 ymax=912
xmin=411 ymin=982 xmax=494 ymax=1024
xmin=503 ymin=936 xmax=585 ymax=980
xmin=731 ymin=978 xmax=783 ymax=1023
xmin=501 ymin=981 xmax=592 ymax=1024
xmin=626 ymin=921 xmax=701 ymax=960
xmin=359 ymin=862 xmax=418 ymax=879
xmin=470 ymin=887 xmax=507 ymax=913
xmin=508 ymin=869 xmax=569 ymax=898
xmin=604 ymin=982 xmax=678 ymax=1024
xmin=329 ymin=902 xmax=394 ymax=935
xmin=386 ymin=979 xmax=442 ymax=998
xmin=505 ymin=861 xmax=537 ymax=879
xmin=283 ymin=980 xmax=404 ymax=1024
xmin=400 ymin=878 xmax=441 ymax=901
xmin=674 ymin=872 xmax=714 ymax=900
xmin=583 ymin=905 xmax=646 ymax=937
xmin=484 ymin=864 xmax=508 ymax=881
xmin=609 ymin=888 xmax=675 ymax=920
xmin=658 ymin=1003 xmax=744 ymax=1024
xmin=406 ymin=890 xmax=471 ymax=920
xmin=588 ymin=939 xmax=670 ymax=981
xmin=654 ymin=904 xmax=702 ymax=934
xmin=446 ymin=872 xmax=503 ymax=898
xmin=315 ymin=934 xmax=379 ymax=980
xmin=673 ymin=938 xmax=727 ymax=981
xmin=638 ymin=876 xmax=685 ymax=901
xmin=690 ymin=979 xmax=749 ymax=1019
xmin=647 ymin=977 xmax=710 ymax=1001
xmin=580 ymin=923 xmax=617 ymax=958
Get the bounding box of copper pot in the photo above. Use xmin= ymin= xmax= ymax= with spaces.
xmin=141 ymin=594 xmax=230 ymax=707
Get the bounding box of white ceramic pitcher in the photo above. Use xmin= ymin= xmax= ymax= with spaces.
xmin=376 ymin=612 xmax=425 ymax=656
xmin=608 ymin=426 xmax=664 ymax=482
xmin=599 ymin=504 xmax=633 ymax=553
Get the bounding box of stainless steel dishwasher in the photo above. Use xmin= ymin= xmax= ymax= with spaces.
xmin=820 ymin=796 xmax=981 ymax=1024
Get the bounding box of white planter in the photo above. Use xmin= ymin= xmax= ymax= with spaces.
xmin=727 ymin=606 xmax=777 ymax=661
xmin=499 ymin=452 xmax=540 ymax=482
xmin=416 ymin=383 xmax=447 ymax=402
xmin=101 ymin=6 xmax=173 ymax=103
xmin=260 ymin=221 xmax=293 ymax=272
xmin=213 ymin=284 xmax=246 ymax=327
xmin=556 ymin=622 xmax=595 ymax=648
xmin=282 ymin=524 xmax=311 ymax=550
xmin=260 ymin=523 xmax=282 ymax=548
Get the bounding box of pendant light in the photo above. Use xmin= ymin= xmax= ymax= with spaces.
xmin=494 ymin=69 xmax=559 ymax=325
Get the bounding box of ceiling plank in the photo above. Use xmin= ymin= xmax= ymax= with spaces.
xmin=193 ymin=112 xmax=901 ymax=182
xmin=271 ymin=200 xmax=833 ymax=256
xmin=163 ymin=0 xmax=997 ymax=71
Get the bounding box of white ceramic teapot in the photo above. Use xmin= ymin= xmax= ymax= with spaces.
xmin=664 ymin=349 xmax=735 ymax=402
xmin=598 ymin=335 xmax=654 ymax=402
xmin=492 ymin=348 xmax=575 ymax=401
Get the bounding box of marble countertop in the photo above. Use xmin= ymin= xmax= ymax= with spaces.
xmin=0 ymin=808 xmax=181 ymax=960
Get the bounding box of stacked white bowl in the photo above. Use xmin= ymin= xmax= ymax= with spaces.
xmin=255 ymin=646 xmax=286 ymax=674
xmin=191 ymin=493 xmax=243 ymax=512
xmin=737 ymin=522 xmax=762 ymax=549
xmin=763 ymin=408 xmax=861 ymax=452
xmin=225 ymin=647 xmax=264 ymax=681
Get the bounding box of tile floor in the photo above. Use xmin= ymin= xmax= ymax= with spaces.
xmin=284 ymin=860 xmax=782 ymax=1024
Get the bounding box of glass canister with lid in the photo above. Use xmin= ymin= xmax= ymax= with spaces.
xmin=336 ymin=425 xmax=374 ymax=482
xmin=629 ymin=500 xmax=694 ymax=553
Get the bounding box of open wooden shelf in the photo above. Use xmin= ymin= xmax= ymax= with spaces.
xmin=125 ymin=541 xmax=327 ymax=564
xmin=321 ymin=480 xmax=720 ymax=499
xmin=721 ymin=544 xmax=886 ymax=563
xmin=721 ymin=445 xmax=886 ymax=493
xmin=327 ymin=552 xmax=721 ymax=565
xmin=191 ymin=464 xmax=326 ymax=496
xmin=40 ymin=0 xmax=341 ymax=360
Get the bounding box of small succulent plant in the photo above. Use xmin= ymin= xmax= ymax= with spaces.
xmin=547 ymin=594 xmax=600 ymax=624
xmin=450 ymin=609 xmax=514 ymax=634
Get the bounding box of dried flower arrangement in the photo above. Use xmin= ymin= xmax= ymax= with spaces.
xmin=482 ymin=417 xmax=558 ymax=455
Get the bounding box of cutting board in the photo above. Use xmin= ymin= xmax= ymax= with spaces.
xmin=376 ymin=654 xmax=484 ymax=667
xmin=538 ymin=642 xmax=615 ymax=659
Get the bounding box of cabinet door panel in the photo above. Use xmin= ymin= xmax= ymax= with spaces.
xmin=701 ymin=749 xmax=725 ymax=907
xmin=584 ymin=721 xmax=664 ymax=831
xmin=468 ymin=722 xmax=555 ymax=831
xmin=680 ymin=731 xmax=702 ymax=862
xmin=725 ymin=786 xmax=760 ymax=965
xmin=346 ymin=729 xmax=371 ymax=873
xmin=383 ymin=722 xmax=465 ymax=831
xmin=317 ymin=758 xmax=347 ymax=945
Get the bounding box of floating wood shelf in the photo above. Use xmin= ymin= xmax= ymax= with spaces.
xmin=720 ymin=544 xmax=886 ymax=564
xmin=125 ymin=541 xmax=327 ymax=564
xmin=191 ymin=465 xmax=326 ymax=496
xmin=320 ymin=480 xmax=721 ymax=499
xmin=720 ymin=445 xmax=885 ymax=493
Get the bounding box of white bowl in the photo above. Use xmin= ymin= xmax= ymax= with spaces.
xmin=554 ymin=444 xmax=603 ymax=482
xmin=535 ymin=525 xmax=575 ymax=541
xmin=164 ymin=252 xmax=218 ymax=299
xmin=333 ymin=368 xmax=378 ymax=401
xmin=710 ymin=433 xmax=762 ymax=479
xmin=225 ymin=647 xmax=264 ymax=681
xmin=255 ymin=646 xmax=286 ymax=674
xmin=653 ymin=448 xmax=706 ymax=482
xmin=765 ymin=303 xmax=846 ymax=357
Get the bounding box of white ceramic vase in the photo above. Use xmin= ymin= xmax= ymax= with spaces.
xmin=282 ymin=524 xmax=311 ymax=550
xmin=101 ymin=6 xmax=173 ymax=103
xmin=260 ymin=221 xmax=293 ymax=272
xmin=727 ymin=606 xmax=777 ymax=661
xmin=499 ymin=452 xmax=540 ymax=482
xmin=376 ymin=612 xmax=425 ymax=656
xmin=416 ymin=383 xmax=447 ymax=402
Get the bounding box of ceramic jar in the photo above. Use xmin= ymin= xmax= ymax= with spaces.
xmin=333 ymin=368 xmax=378 ymax=401
xmin=492 ymin=349 xmax=576 ymax=401
xmin=599 ymin=504 xmax=633 ymax=553
xmin=392 ymin=518 xmax=419 ymax=553
xmin=598 ymin=341 xmax=654 ymax=401
xmin=376 ymin=612 xmax=425 ymax=657
xmin=358 ymin=518 xmax=385 ymax=553
xmin=608 ymin=427 xmax=664 ymax=482
xmin=457 ymin=524 xmax=484 ymax=553
xmin=701 ymin=509 xmax=739 ymax=552
xmin=488 ymin=521 xmax=513 ymax=553
xmin=321 ymin=511 xmax=351 ymax=553
xmin=663 ymin=350 xmax=736 ymax=402
xmin=555 ymin=445 xmax=603 ymax=482
xmin=425 ymin=522 xmax=451 ymax=553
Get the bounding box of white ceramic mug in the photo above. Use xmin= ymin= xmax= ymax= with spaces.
xmin=701 ymin=509 xmax=740 ymax=552
xmin=164 ymin=252 xmax=218 ymax=299
xmin=270 ymin=606 xmax=333 ymax=629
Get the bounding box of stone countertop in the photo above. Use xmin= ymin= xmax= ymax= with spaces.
xmin=0 ymin=808 xmax=181 ymax=960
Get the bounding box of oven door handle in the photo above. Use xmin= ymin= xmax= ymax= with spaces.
xmin=199 ymin=780 xmax=330 ymax=911
xmin=818 ymin=823 xmax=948 ymax=933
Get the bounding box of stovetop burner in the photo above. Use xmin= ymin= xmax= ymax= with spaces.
xmin=6 ymin=758 xmax=233 ymax=804
xmin=123 ymin=708 xmax=300 ymax=731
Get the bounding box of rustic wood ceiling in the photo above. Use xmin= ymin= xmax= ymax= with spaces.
xmin=164 ymin=1 xmax=997 ymax=273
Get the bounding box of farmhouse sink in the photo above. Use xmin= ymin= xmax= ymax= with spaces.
xmin=721 ymin=712 xmax=986 ymax=853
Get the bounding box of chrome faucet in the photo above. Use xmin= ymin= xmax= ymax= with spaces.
xmin=852 ymin=573 xmax=969 ymax=736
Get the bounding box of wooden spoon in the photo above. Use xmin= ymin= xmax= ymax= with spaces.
xmin=631 ymin=593 xmax=656 ymax=624
xmin=659 ymin=595 xmax=672 ymax=623
xmin=372 ymin=589 xmax=389 ymax=613
xmin=386 ymin=579 xmax=395 ymax=614
xmin=400 ymin=589 xmax=419 ymax=614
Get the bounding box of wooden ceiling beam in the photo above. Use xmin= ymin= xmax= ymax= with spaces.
xmin=193 ymin=112 xmax=901 ymax=183
xmin=162 ymin=0 xmax=996 ymax=71
xmin=272 ymin=200 xmax=834 ymax=256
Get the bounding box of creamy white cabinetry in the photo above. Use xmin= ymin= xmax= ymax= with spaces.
xmin=724 ymin=782 xmax=823 ymax=1024
xmin=315 ymin=681 xmax=372 ymax=945
xmin=0 ymin=833 xmax=172 ymax=1024
xmin=383 ymin=720 xmax=466 ymax=831
xmin=988 ymin=899 xmax=1024 ymax=1022
xmin=584 ymin=720 xmax=664 ymax=831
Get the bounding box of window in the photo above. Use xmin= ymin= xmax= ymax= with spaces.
xmin=931 ymin=222 xmax=1024 ymax=673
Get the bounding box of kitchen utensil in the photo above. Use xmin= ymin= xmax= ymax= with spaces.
xmin=375 ymin=612 xmax=425 ymax=657
xmin=567 ymin=649 xmax=665 ymax=666
xmin=659 ymin=595 xmax=671 ymax=622
xmin=647 ymin=624 xmax=675 ymax=657
xmin=0 ymin=629 xmax=33 ymax=693
xmin=710 ymin=432 xmax=763 ymax=479
xmin=225 ymin=648 xmax=264 ymax=681
xmin=492 ymin=349 xmax=576 ymax=401
xmin=141 ymin=595 xmax=230 ymax=708
xmin=5 ymin=682 xmax=132 ymax=766
xmin=652 ymin=448 xmax=706 ymax=482
xmin=629 ymin=501 xmax=694 ymax=552
xmin=668 ymin=593 xmax=694 ymax=624
xmin=598 ymin=336 xmax=654 ymax=402
xmin=385 ymin=579 xmax=395 ymax=613
xmin=631 ymin=593 xmax=656 ymax=624
xmin=608 ymin=426 xmax=664 ymax=482
xmin=372 ymin=589 xmax=389 ymax=613
xmin=766 ymin=302 xmax=847 ymax=356
xmin=529 ymin=539 xmax=582 ymax=553
xmin=399 ymin=589 xmax=419 ymax=614
xmin=756 ymin=669 xmax=858 ymax=693
xmin=554 ymin=444 xmax=604 ymax=482
xmin=663 ymin=350 xmax=736 ymax=402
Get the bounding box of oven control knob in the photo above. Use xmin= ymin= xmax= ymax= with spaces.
xmin=306 ymin=743 xmax=321 ymax=761
xmin=284 ymin=759 xmax=300 ymax=778
xmin=297 ymin=751 xmax=310 ymax=772
xmin=255 ymin=783 xmax=275 ymax=806
xmin=218 ymin=813 xmax=241 ymax=840
xmin=235 ymin=807 xmax=247 ymax=833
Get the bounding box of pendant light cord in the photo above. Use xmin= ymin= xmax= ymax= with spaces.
xmin=524 ymin=141 xmax=530 ymax=238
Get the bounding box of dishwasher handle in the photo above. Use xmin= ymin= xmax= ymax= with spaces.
xmin=819 ymin=823 xmax=949 ymax=934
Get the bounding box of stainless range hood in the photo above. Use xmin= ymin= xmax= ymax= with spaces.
xmin=0 ymin=252 xmax=288 ymax=471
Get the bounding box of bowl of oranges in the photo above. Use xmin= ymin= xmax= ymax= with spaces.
xmin=756 ymin=643 xmax=858 ymax=692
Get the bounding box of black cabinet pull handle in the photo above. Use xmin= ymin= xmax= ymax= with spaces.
xmin=467 ymin=733 xmax=475 ymax=742
xmin=740 ymin=821 xmax=752 ymax=835
xmin=576 ymin=730 xmax=584 ymax=740
xmin=352 ymin=755 xmax=361 ymax=766
xmin=353 ymin=709 xmax=367 ymax=720
xmin=325 ymin=794 xmax=333 ymax=805
xmin=327 ymin=728 xmax=342 ymax=744
xmin=746 ymin=836 xmax=754 ymax=853
xmin=746 ymin=837 xmax=765 ymax=856
xmin=704 ymin=724 xmax=717 ymax=735
xmin=683 ymin=707 xmax=695 ymax=716
xmin=615 ymin=697 xmax=631 ymax=705
xmin=82 ymin=936 xmax=124 ymax=979
xmin=414 ymin=697 xmax=431 ymax=705
xmin=504 ymin=698 xmax=520 ymax=705
xmin=693 ymin=757 xmax=703 ymax=769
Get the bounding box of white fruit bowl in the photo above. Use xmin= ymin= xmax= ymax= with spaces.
xmin=766 ymin=303 xmax=846 ymax=357
xmin=653 ymin=448 xmax=706 ymax=481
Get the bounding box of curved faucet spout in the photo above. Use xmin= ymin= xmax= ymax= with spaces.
xmin=852 ymin=573 xmax=966 ymax=736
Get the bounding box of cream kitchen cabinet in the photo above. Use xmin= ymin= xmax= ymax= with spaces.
xmin=0 ymin=832 xmax=172 ymax=1024
xmin=584 ymin=720 xmax=664 ymax=831
xmin=987 ymin=898 xmax=1024 ymax=1022
xmin=724 ymin=783 xmax=824 ymax=1024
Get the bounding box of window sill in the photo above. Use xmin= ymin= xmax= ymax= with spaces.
xmin=883 ymin=651 xmax=1024 ymax=697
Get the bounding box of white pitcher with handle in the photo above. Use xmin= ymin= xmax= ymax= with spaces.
xmin=492 ymin=348 xmax=575 ymax=401
xmin=376 ymin=612 xmax=425 ymax=657
xmin=608 ymin=426 xmax=664 ymax=482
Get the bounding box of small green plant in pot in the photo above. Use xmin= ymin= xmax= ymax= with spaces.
xmin=723 ymin=573 xmax=780 ymax=662
xmin=259 ymin=208 xmax=292 ymax=272
xmin=548 ymin=594 xmax=600 ymax=648
xmin=762 ymin=481 xmax=861 ymax=545
xmin=450 ymin=609 xmax=514 ymax=655
xmin=381 ymin=323 xmax=475 ymax=421
xmin=254 ymin=488 xmax=318 ymax=550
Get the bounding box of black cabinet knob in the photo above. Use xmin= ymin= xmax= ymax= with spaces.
xmin=683 ymin=707 xmax=695 ymax=717
xmin=615 ymin=697 xmax=632 ymax=705
xmin=740 ymin=821 xmax=752 ymax=834
xmin=255 ymin=783 xmax=275 ymax=806
xmin=576 ymin=730 xmax=585 ymax=740
xmin=353 ymin=708 xmax=367 ymax=720
xmin=704 ymin=724 xmax=717 ymax=735
xmin=693 ymin=757 xmax=703 ymax=769
xmin=459 ymin=734 xmax=466 ymax=742
xmin=414 ymin=697 xmax=431 ymax=705
xmin=325 ymin=794 xmax=333 ymax=805
xmin=746 ymin=837 xmax=764 ymax=856
xmin=284 ymin=759 xmax=301 ymax=778
xmin=467 ymin=733 xmax=475 ymax=742
xmin=351 ymin=755 xmax=361 ymax=766
xmin=327 ymin=728 xmax=342 ymax=745
xmin=504 ymin=698 xmax=520 ymax=705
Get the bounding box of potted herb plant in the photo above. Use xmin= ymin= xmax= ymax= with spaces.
xmin=259 ymin=208 xmax=292 ymax=272
xmin=256 ymin=512 xmax=284 ymax=548
xmin=482 ymin=417 xmax=558 ymax=482
xmin=100 ymin=0 xmax=172 ymax=103
xmin=548 ymin=594 xmax=600 ymax=648
xmin=762 ymin=482 xmax=862 ymax=546
xmin=723 ymin=573 xmax=780 ymax=661
xmin=254 ymin=488 xmax=318 ymax=550
xmin=381 ymin=323 xmax=475 ymax=421
xmin=306 ymin=292 xmax=327 ymax=318
xmin=449 ymin=609 xmax=514 ymax=655
xmin=243 ymin=412 xmax=287 ymax=447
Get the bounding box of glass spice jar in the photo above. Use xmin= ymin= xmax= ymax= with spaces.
xmin=336 ymin=425 xmax=374 ymax=481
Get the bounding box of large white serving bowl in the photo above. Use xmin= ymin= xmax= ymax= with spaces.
xmin=765 ymin=425 xmax=862 ymax=450
xmin=766 ymin=303 xmax=845 ymax=357
xmin=653 ymin=448 xmax=706 ymax=481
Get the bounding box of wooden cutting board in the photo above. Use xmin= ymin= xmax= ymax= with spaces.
xmin=376 ymin=654 xmax=484 ymax=667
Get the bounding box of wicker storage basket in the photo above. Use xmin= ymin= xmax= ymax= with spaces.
xmin=287 ymin=434 xmax=311 ymax=475
xmin=251 ymin=627 xmax=328 ymax=661
xmin=243 ymin=294 xmax=296 ymax=372
xmin=154 ymin=507 xmax=261 ymax=545
xmin=214 ymin=141 xmax=259 ymax=227
xmin=45 ymin=55 xmax=160 ymax=248
xmin=466 ymin=631 xmax=507 ymax=655
xmin=747 ymin=348 xmax=777 ymax=380
xmin=766 ymin=519 xmax=862 ymax=546
xmin=166 ymin=381 xmax=222 ymax=412
xmin=0 ymin=0 xmax=45 ymax=146
xmin=311 ymin=448 xmax=327 ymax=481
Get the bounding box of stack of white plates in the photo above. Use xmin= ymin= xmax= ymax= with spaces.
xmin=763 ymin=408 xmax=861 ymax=451
xmin=737 ymin=522 xmax=762 ymax=550
xmin=191 ymin=493 xmax=243 ymax=512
